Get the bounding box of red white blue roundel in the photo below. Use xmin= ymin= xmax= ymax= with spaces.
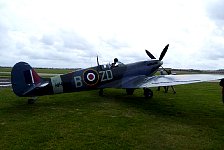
xmin=83 ymin=69 xmax=99 ymax=86
xmin=87 ymin=73 xmax=95 ymax=81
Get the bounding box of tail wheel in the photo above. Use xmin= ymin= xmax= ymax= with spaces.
xmin=143 ymin=88 xmax=153 ymax=99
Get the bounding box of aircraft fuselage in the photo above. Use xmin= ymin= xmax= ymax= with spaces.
xmin=25 ymin=60 xmax=162 ymax=97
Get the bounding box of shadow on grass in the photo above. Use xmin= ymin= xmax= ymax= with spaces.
xmin=101 ymin=89 xmax=184 ymax=116
xmin=0 ymin=88 xmax=212 ymax=116
xmin=1 ymin=88 xmax=178 ymax=118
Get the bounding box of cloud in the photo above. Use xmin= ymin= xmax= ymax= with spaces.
xmin=28 ymin=29 xmax=98 ymax=67
xmin=1 ymin=0 xmax=224 ymax=70
xmin=101 ymin=38 xmax=129 ymax=50
xmin=58 ymin=30 xmax=94 ymax=51
xmin=39 ymin=29 xmax=96 ymax=54
xmin=199 ymin=0 xmax=224 ymax=63
xmin=201 ymin=37 xmax=224 ymax=60
xmin=0 ymin=20 xmax=98 ymax=68
xmin=0 ymin=21 xmax=10 ymax=49
xmin=206 ymin=0 xmax=224 ymax=21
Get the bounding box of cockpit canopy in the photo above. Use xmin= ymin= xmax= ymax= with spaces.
xmin=100 ymin=61 xmax=125 ymax=70
xmin=114 ymin=61 xmax=125 ymax=67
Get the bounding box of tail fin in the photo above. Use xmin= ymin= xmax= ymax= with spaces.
xmin=11 ymin=62 xmax=48 ymax=97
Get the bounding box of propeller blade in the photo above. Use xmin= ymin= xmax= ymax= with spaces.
xmin=159 ymin=44 xmax=169 ymax=61
xmin=145 ymin=49 xmax=156 ymax=59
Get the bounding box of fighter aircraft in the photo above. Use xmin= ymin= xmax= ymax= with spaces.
xmin=11 ymin=44 xmax=224 ymax=104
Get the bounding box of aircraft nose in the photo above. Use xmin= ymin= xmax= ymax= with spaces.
xmin=146 ymin=60 xmax=163 ymax=67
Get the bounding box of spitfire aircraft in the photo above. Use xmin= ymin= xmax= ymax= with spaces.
xmin=11 ymin=44 xmax=224 ymax=104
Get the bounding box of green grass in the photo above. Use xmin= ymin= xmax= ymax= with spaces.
xmin=34 ymin=68 xmax=74 ymax=74
xmin=0 ymin=67 xmax=12 ymax=72
xmin=1 ymin=83 xmax=224 ymax=149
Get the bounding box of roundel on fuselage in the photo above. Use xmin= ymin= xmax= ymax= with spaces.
xmin=83 ymin=69 xmax=99 ymax=86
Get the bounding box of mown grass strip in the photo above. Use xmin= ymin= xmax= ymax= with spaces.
xmin=0 ymin=82 xmax=224 ymax=149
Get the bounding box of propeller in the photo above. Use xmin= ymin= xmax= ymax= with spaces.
xmin=145 ymin=44 xmax=170 ymax=74
xmin=145 ymin=44 xmax=169 ymax=61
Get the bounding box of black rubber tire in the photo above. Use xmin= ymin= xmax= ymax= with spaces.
xmin=143 ymin=88 xmax=153 ymax=99
xmin=99 ymin=89 xmax=104 ymax=96
xmin=126 ymin=88 xmax=135 ymax=95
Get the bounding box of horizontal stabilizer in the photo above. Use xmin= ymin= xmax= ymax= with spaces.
xmin=22 ymin=81 xmax=49 ymax=96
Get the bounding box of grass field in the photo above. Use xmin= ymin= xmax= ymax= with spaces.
xmin=1 ymin=83 xmax=224 ymax=149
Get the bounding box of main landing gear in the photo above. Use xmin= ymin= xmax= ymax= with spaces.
xmin=28 ymin=97 xmax=37 ymax=104
xmin=99 ymin=89 xmax=104 ymax=96
xmin=99 ymin=88 xmax=154 ymax=99
xmin=219 ymin=79 xmax=224 ymax=104
xmin=126 ymin=88 xmax=153 ymax=99
xmin=143 ymin=88 xmax=153 ymax=99
xmin=126 ymin=88 xmax=135 ymax=95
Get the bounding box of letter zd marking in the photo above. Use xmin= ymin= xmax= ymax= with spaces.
xmin=99 ymin=70 xmax=113 ymax=82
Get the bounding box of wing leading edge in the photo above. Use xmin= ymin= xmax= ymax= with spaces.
xmin=139 ymin=74 xmax=224 ymax=88
xmin=100 ymin=74 xmax=224 ymax=89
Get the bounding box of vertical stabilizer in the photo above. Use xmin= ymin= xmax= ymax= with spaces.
xmin=11 ymin=62 xmax=42 ymax=96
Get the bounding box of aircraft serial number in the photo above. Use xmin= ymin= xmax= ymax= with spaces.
xmin=74 ymin=70 xmax=113 ymax=88
xmin=99 ymin=70 xmax=113 ymax=82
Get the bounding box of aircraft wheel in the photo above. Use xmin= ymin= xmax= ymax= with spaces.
xmin=126 ymin=88 xmax=135 ymax=95
xmin=143 ymin=88 xmax=153 ymax=99
xmin=99 ymin=89 xmax=104 ymax=96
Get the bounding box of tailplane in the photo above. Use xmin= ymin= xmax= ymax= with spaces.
xmin=11 ymin=62 xmax=48 ymax=97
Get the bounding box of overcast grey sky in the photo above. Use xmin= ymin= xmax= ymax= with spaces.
xmin=0 ymin=0 xmax=224 ymax=69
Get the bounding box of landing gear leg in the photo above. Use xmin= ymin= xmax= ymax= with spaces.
xmin=28 ymin=97 xmax=37 ymax=104
xmin=99 ymin=89 xmax=104 ymax=96
xmin=143 ymin=88 xmax=153 ymax=99
xmin=126 ymin=88 xmax=135 ymax=95
xmin=219 ymin=79 xmax=224 ymax=103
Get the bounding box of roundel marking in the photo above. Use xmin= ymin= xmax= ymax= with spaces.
xmin=83 ymin=69 xmax=99 ymax=86
xmin=87 ymin=73 xmax=95 ymax=81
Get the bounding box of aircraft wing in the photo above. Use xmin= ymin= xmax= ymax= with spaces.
xmin=139 ymin=74 xmax=224 ymax=88
xmin=100 ymin=74 xmax=224 ymax=88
